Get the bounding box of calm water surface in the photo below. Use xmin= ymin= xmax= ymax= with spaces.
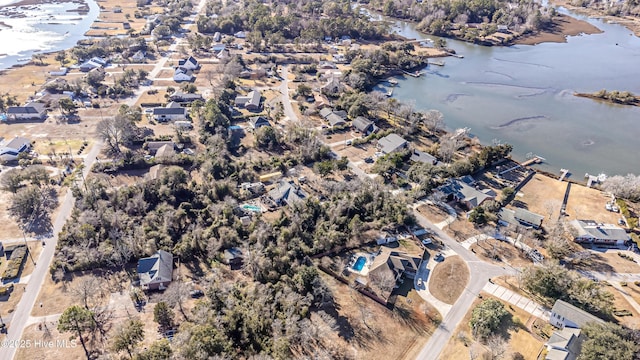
xmin=371 ymin=9 xmax=640 ymax=177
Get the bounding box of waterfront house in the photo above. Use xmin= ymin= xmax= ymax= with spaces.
xmin=498 ymin=208 xmax=545 ymax=229
xmin=352 ymin=116 xmax=375 ymax=135
xmin=377 ymin=133 xmax=408 ymax=154
xmin=79 ymin=57 xmax=107 ymax=72
xmin=410 ymin=149 xmax=438 ymax=165
xmin=437 ymin=178 xmax=496 ymax=209
xmin=137 ymin=250 xmax=173 ymax=291
xmin=569 ymin=219 xmax=630 ymax=246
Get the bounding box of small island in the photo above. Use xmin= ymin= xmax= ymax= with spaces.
xmin=575 ymin=89 xmax=640 ymax=106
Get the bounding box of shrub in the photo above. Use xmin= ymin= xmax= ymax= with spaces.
xmin=2 ymin=246 xmax=28 ymax=280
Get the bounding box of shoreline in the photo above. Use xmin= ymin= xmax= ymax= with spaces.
xmin=549 ymin=0 xmax=640 ymax=37
xmin=513 ymin=14 xmax=603 ymax=45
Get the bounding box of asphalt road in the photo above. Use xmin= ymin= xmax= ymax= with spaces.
xmin=278 ymin=65 xmax=299 ymax=123
xmin=413 ymin=210 xmax=517 ymax=360
xmin=0 ymin=142 xmax=102 ymax=360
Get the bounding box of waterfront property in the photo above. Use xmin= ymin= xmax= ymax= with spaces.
xmin=437 ymin=177 xmax=496 ymax=209
xmin=498 ymin=207 xmax=545 ymax=229
xmin=569 ymin=219 xmax=630 ymax=246
xmin=352 ymin=116 xmax=376 ymax=135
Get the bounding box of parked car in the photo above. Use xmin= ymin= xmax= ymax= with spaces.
xmin=346 ymin=139 xmax=353 ymax=146
xmin=189 ymin=289 xmax=204 ymax=298
xmin=421 ymin=238 xmax=433 ymax=246
xmin=364 ymin=157 xmax=374 ymax=163
xmin=434 ymin=253 xmax=445 ymax=262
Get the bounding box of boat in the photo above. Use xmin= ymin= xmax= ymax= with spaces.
xmin=597 ymin=173 xmax=607 ymax=182
xmin=387 ymin=78 xmax=398 ymax=85
xmin=386 ymin=88 xmax=393 ymax=97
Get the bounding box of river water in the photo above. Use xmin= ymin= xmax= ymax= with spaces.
xmin=370 ymin=10 xmax=640 ymax=177
xmin=0 ymin=0 xmax=99 ymax=70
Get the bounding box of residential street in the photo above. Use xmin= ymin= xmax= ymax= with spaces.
xmin=0 ymin=141 xmax=101 ymax=360
xmin=278 ymin=65 xmax=298 ymax=123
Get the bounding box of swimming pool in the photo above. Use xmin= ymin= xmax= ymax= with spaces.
xmin=241 ymin=204 xmax=262 ymax=212
xmin=352 ymin=256 xmax=367 ymax=272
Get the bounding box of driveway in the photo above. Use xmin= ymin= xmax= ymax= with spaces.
xmin=414 ymin=256 xmax=453 ymax=317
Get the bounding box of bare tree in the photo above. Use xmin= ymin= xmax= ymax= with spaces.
xmin=424 ymin=109 xmax=444 ymax=133
xmin=370 ymin=270 xmax=397 ymax=294
xmin=71 ymin=275 xmax=102 ymax=310
xmin=163 ymin=280 xmax=191 ymax=321
xmin=438 ymin=137 xmax=459 ymax=163
xmin=486 ymin=335 xmax=507 ymax=359
xmin=96 ymin=115 xmax=136 ymax=155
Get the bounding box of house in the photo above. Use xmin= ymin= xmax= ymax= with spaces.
xmin=410 ymin=149 xmax=437 ymax=165
xmin=211 ymin=44 xmax=225 ymax=52
xmin=173 ymin=67 xmax=195 ymax=82
xmin=569 ymin=219 xmax=630 ymax=246
xmin=216 ymin=49 xmax=230 ymax=60
xmin=147 ymin=141 xmax=176 ymax=154
xmin=326 ymin=113 xmax=346 ymax=127
xmin=49 ymin=67 xmax=68 ymax=76
xmin=131 ymin=50 xmax=146 ymax=63
xmin=497 ymin=25 xmax=509 ymax=33
xmin=178 ymin=56 xmax=199 ymax=70
xmin=368 ymin=247 xmax=420 ymax=299
xmin=352 ymin=116 xmax=375 ymax=135
xmin=6 ymin=102 xmax=47 ymax=121
xmin=223 ymin=248 xmax=243 ymax=269
xmin=213 ymin=32 xmax=221 ymax=42
xmin=235 ymin=90 xmax=261 ymax=110
xmin=545 ymin=327 xmax=584 ymax=360
xmin=78 ymin=57 xmax=107 ymax=72
xmin=377 ymin=133 xmax=408 ymax=154
xmin=145 ymin=164 xmax=166 ymax=181
xmin=248 ymin=116 xmax=271 ymax=129
xmin=549 ymin=300 xmax=605 ymax=330
xmin=123 ymin=22 xmax=131 ymax=30
xmin=320 ymin=77 xmax=344 ymax=96
xmin=152 ymin=102 xmax=187 ymax=122
xmin=169 ymin=91 xmax=203 ymax=103
xmin=269 ymin=180 xmax=306 ymax=206
xmin=155 ymin=144 xmax=176 ymax=159
xmin=318 ymin=61 xmax=336 ymax=69
xmin=498 ymin=208 xmax=545 ymax=229
xmin=0 ymin=136 xmax=31 ymax=162
xmin=437 ymin=178 xmax=496 ymax=209
xmin=136 ymin=250 xmax=173 ymax=290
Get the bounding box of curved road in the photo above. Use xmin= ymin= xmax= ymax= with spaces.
xmin=413 ymin=210 xmax=517 ymax=360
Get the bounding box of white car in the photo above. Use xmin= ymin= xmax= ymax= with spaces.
xmin=421 ymin=238 xmax=433 ymax=245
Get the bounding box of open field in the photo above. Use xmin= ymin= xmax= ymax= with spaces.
xmin=417 ymin=204 xmax=449 ymax=224
xmin=439 ymin=293 xmax=544 ymax=360
xmin=470 ymin=238 xmax=534 ymax=268
xmin=565 ymin=183 xmax=622 ymax=224
xmin=513 ymin=174 xmax=567 ymax=222
xmin=318 ymin=273 xmax=435 ymax=360
xmin=0 ymin=191 xmax=24 ymax=239
xmin=429 ymin=255 xmax=469 ymax=305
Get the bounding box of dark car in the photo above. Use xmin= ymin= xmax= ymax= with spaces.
xmin=364 ymin=157 xmax=374 ymax=163
xmin=190 ymin=289 xmax=204 ymax=298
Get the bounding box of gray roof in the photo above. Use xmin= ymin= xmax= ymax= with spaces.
xmin=155 ymin=144 xmax=175 ymax=158
xmin=235 ymin=90 xmax=261 ymax=108
xmin=327 ymin=113 xmax=346 ymax=127
xmin=3 ymin=137 xmax=31 ymax=152
xmin=137 ymin=250 xmax=173 ymax=287
xmin=499 ymin=208 xmax=544 ymax=228
xmin=269 ymin=180 xmax=305 ymax=206
xmin=352 ymin=116 xmax=374 ymax=133
xmin=368 ymin=247 xmax=420 ymax=298
xmin=147 ymin=141 xmax=176 ymax=152
xmin=169 ymin=91 xmax=203 ymax=102
xmin=7 ymin=102 xmax=46 ymax=115
xmin=153 ymin=107 xmax=187 ymax=115
xmin=319 ymin=107 xmax=333 ymax=119
xmin=570 ymin=220 xmax=630 ymax=242
xmin=439 ymin=178 xmax=496 ymax=208
xmin=333 ymin=110 xmax=347 ymax=119
xmin=224 ymin=248 xmax=243 ymax=261
xmin=551 ymin=300 xmax=605 ymax=328
xmin=410 ymin=149 xmax=437 ymax=165
xmin=249 ymin=116 xmax=271 ymax=129
xmin=178 ymin=56 xmax=198 ymax=67
xmin=377 ymin=133 xmax=407 ymax=154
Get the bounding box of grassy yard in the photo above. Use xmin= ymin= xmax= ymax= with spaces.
xmin=429 ymin=255 xmax=469 ymax=305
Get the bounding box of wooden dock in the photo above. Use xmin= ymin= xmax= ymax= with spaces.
xmin=521 ymin=155 xmax=545 ymax=167
xmin=586 ymin=175 xmax=598 ymax=188
xmin=559 ymin=168 xmax=569 ymax=182
xmin=428 ymin=60 xmax=445 ymax=66
xmin=447 ymin=53 xmax=464 ymax=59
xmin=402 ymin=70 xmax=422 ymax=77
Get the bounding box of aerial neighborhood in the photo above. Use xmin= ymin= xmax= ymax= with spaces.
xmin=0 ymin=0 xmax=639 ymax=359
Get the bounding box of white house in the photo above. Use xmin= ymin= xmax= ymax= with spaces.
xmin=6 ymin=102 xmax=47 ymax=121
xmin=0 ymin=136 xmax=31 ymax=162
xmin=79 ymin=57 xmax=107 ymax=72
xmin=152 ymin=102 xmax=188 ymax=122
xmin=173 ymin=67 xmax=195 ymax=82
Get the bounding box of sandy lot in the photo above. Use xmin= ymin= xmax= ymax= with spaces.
xmin=417 ymin=204 xmax=449 ymax=224
xmin=15 ymin=322 xmax=86 ymax=360
xmin=318 ymin=272 xmax=434 ymax=360
xmin=565 ymin=184 xmax=621 ymax=224
xmin=429 ymin=255 xmax=469 ymax=304
xmin=515 ymin=14 xmax=603 ymax=45
xmin=513 ymin=174 xmax=567 ymax=222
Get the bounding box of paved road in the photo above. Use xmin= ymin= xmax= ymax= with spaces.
xmin=0 ymin=142 xmax=101 ymax=360
xmin=278 ymin=65 xmax=298 ymax=123
xmin=413 ymin=210 xmax=517 ymax=360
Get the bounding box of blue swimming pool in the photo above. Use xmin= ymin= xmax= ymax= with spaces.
xmin=352 ymin=256 xmax=366 ymax=271
xmin=241 ymin=204 xmax=262 ymax=212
